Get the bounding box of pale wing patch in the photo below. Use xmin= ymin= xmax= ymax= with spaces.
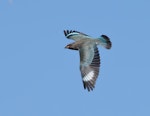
xmin=66 ymin=32 xmax=79 ymax=38
xmin=83 ymin=71 xmax=94 ymax=82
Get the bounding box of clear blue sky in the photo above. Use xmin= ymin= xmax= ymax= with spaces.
xmin=0 ymin=0 xmax=150 ymax=116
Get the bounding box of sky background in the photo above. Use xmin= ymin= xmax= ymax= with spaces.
xmin=0 ymin=0 xmax=150 ymax=116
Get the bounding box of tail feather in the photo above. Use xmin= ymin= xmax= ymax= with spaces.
xmin=98 ymin=35 xmax=112 ymax=49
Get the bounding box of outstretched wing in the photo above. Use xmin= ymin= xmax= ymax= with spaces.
xmin=79 ymin=45 xmax=100 ymax=91
xmin=97 ymin=35 xmax=112 ymax=49
xmin=64 ymin=30 xmax=92 ymax=41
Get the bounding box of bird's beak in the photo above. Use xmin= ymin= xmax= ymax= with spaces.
xmin=65 ymin=45 xmax=69 ymax=49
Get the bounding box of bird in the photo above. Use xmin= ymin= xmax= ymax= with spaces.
xmin=64 ymin=30 xmax=112 ymax=91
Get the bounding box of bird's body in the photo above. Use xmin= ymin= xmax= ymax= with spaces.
xmin=64 ymin=30 xmax=111 ymax=91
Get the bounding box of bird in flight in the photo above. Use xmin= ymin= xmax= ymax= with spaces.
xmin=64 ymin=30 xmax=112 ymax=91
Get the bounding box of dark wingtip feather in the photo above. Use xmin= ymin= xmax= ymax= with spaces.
xmin=83 ymin=81 xmax=95 ymax=92
xmin=64 ymin=30 xmax=70 ymax=36
xmin=101 ymin=35 xmax=112 ymax=49
xmin=64 ymin=30 xmax=67 ymax=36
xmin=64 ymin=30 xmax=73 ymax=37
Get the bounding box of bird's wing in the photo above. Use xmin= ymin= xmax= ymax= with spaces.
xmin=64 ymin=30 xmax=92 ymax=41
xmin=79 ymin=45 xmax=100 ymax=91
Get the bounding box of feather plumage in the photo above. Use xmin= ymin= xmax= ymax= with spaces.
xmin=64 ymin=30 xmax=111 ymax=92
xmin=64 ymin=30 xmax=92 ymax=41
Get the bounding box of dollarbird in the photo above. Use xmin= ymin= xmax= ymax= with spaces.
xmin=64 ymin=30 xmax=112 ymax=91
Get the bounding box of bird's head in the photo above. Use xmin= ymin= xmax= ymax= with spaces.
xmin=65 ymin=44 xmax=78 ymax=50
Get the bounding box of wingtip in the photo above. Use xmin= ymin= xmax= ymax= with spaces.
xmin=83 ymin=81 xmax=95 ymax=92
xmin=64 ymin=30 xmax=71 ymax=37
xmin=64 ymin=30 xmax=68 ymax=36
xmin=101 ymin=35 xmax=112 ymax=49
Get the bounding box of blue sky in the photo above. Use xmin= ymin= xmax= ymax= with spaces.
xmin=0 ymin=0 xmax=150 ymax=116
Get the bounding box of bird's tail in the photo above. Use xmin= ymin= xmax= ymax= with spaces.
xmin=97 ymin=35 xmax=112 ymax=49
